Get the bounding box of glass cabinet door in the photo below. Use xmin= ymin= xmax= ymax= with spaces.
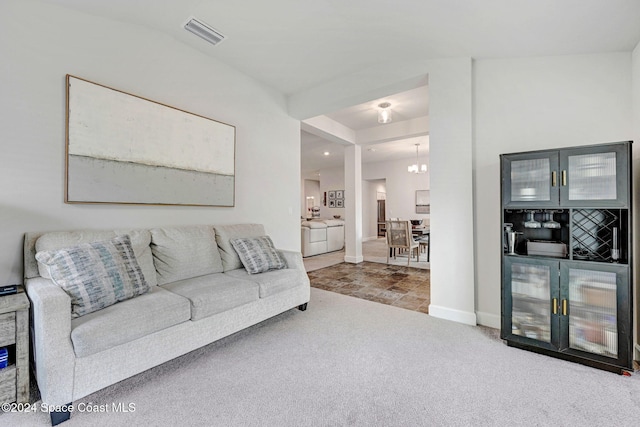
xmin=559 ymin=262 xmax=631 ymax=368
xmin=559 ymin=143 xmax=629 ymax=207
xmin=502 ymin=152 xmax=559 ymax=208
xmin=503 ymin=257 xmax=560 ymax=349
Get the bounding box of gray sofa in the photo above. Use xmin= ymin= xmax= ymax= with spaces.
xmin=23 ymin=224 xmax=310 ymax=425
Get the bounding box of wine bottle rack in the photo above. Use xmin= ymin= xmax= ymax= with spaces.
xmin=571 ymin=209 xmax=623 ymax=263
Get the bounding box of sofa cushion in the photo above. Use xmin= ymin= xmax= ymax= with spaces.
xmin=230 ymin=236 xmax=287 ymax=274
xmin=301 ymin=220 xmax=327 ymax=229
xmin=214 ymin=224 xmax=266 ymax=272
xmin=71 ymin=286 xmax=191 ymax=357
xmin=225 ymin=268 xmax=303 ymax=298
xmin=162 ymin=273 xmax=259 ymax=321
xmin=36 ymin=235 xmax=151 ymax=318
xmin=307 ymin=228 xmax=327 ymax=243
xmin=150 ymin=225 xmax=223 ymax=285
xmin=35 ymin=229 xmax=158 ymax=286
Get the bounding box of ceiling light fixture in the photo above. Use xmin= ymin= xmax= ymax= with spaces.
xmin=377 ymin=102 xmax=392 ymax=124
xmin=184 ymin=17 xmax=226 ymax=46
xmin=323 ymin=151 xmax=330 ymax=156
xmin=408 ymin=143 xmax=427 ymax=174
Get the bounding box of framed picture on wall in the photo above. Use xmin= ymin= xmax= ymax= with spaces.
xmin=328 ymin=191 xmax=336 ymax=200
xmin=336 ymin=199 xmax=344 ymax=208
xmin=336 ymin=190 xmax=343 ymax=199
xmin=329 ymin=200 xmax=336 ymax=208
xmin=416 ymin=190 xmax=430 ymax=214
xmin=65 ymin=75 xmax=235 ymax=206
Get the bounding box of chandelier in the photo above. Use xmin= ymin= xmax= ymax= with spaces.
xmin=408 ymin=143 xmax=427 ymax=174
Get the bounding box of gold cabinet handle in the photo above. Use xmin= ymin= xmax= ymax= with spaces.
xmin=562 ymin=299 xmax=568 ymax=316
xmin=552 ymin=298 xmax=558 ymax=315
xmin=562 ymin=170 xmax=567 ymax=186
xmin=552 ymin=171 xmax=557 ymax=187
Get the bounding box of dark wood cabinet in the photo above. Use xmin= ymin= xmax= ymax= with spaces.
xmin=500 ymin=141 xmax=633 ymax=373
xmin=0 ymin=286 xmax=30 ymax=403
xmin=502 ymin=141 xmax=630 ymax=208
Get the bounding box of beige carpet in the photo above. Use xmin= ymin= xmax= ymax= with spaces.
xmin=4 ymin=288 xmax=640 ymax=427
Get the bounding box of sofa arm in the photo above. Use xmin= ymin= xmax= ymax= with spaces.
xmin=278 ymin=250 xmax=311 ymax=304
xmin=25 ymin=277 xmax=76 ymax=406
xmin=278 ymin=249 xmax=306 ymax=272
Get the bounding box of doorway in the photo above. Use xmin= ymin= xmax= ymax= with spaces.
xmin=377 ymin=199 xmax=385 ymax=236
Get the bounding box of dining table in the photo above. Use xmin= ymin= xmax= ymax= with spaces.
xmin=412 ymin=227 xmax=430 ymax=262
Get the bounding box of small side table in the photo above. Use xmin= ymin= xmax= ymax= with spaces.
xmin=0 ymin=286 xmax=30 ymax=403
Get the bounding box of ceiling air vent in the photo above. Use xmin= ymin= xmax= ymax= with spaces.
xmin=184 ymin=18 xmax=225 ymax=46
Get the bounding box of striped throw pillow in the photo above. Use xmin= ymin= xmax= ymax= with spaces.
xmin=35 ymin=235 xmax=150 ymax=317
xmin=230 ymin=236 xmax=287 ymax=274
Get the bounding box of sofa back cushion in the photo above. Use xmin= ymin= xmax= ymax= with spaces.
xmin=150 ymin=225 xmax=223 ymax=285
xmin=301 ymin=220 xmax=327 ymax=229
xmin=214 ymin=224 xmax=266 ymax=271
xmin=35 ymin=229 xmax=157 ymax=286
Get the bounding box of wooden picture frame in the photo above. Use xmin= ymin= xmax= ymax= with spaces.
xmin=66 ymin=75 xmax=236 ymax=206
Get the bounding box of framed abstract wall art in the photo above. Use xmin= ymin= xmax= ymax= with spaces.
xmin=65 ymin=75 xmax=236 ymax=206
xmin=416 ymin=190 xmax=430 ymax=214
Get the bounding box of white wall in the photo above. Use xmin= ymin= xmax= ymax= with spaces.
xmin=363 ymin=179 xmax=386 ymax=240
xmin=362 ymin=180 xmax=373 ymax=239
xmin=474 ymin=52 xmax=633 ymax=328
xmin=363 ymin=159 xmax=430 ymax=238
xmin=427 ymin=59 xmax=476 ymax=325
xmin=0 ymin=1 xmax=302 ymax=284
xmin=316 ymin=155 xmax=430 ymax=240
xmin=317 ymin=167 xmax=346 ymax=219
xmin=303 ymin=180 xmax=321 ymax=218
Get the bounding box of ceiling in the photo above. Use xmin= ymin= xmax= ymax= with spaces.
xmin=40 ymin=0 xmax=640 ymax=176
xmin=40 ymin=0 xmax=640 ymax=96
xmin=301 ymin=86 xmax=429 ymax=177
xmin=325 ymin=86 xmax=429 ymax=131
xmin=301 ymin=130 xmax=430 ymax=179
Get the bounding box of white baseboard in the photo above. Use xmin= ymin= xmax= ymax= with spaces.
xmin=475 ymin=311 xmax=501 ymax=329
xmin=344 ymin=255 xmax=364 ymax=263
xmin=363 ymin=236 xmax=380 ymax=242
xmin=428 ymin=304 xmax=477 ymax=326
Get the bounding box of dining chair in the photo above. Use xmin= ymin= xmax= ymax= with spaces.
xmin=385 ymin=220 xmax=420 ymax=265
